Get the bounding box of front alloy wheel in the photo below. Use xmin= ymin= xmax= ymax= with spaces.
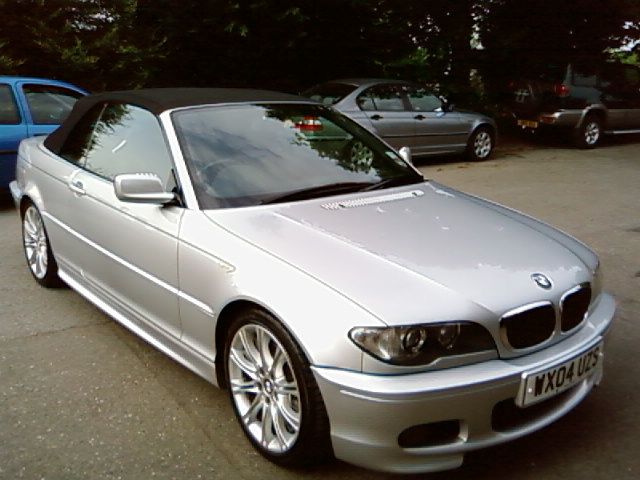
xmin=228 ymin=324 xmax=301 ymax=452
xmin=224 ymin=308 xmax=331 ymax=466
xmin=22 ymin=204 xmax=62 ymax=287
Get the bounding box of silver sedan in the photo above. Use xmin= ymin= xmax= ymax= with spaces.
xmin=10 ymin=88 xmax=614 ymax=474
xmin=303 ymin=78 xmax=497 ymax=161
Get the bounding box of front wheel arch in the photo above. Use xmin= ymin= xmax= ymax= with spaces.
xmin=221 ymin=305 xmax=333 ymax=466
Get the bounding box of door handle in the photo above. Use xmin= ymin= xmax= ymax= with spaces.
xmin=414 ymin=114 xmax=426 ymax=120
xmin=370 ymin=114 xmax=384 ymax=120
xmin=68 ymin=179 xmax=86 ymax=195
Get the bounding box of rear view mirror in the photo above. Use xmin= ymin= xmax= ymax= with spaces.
xmin=398 ymin=146 xmax=413 ymax=165
xmin=113 ymin=173 xmax=175 ymax=204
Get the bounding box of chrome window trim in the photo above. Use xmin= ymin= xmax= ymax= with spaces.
xmin=559 ymin=282 xmax=591 ymax=335
xmin=159 ymin=110 xmax=199 ymax=210
xmin=500 ymin=300 xmax=556 ymax=353
xmin=42 ymin=211 xmax=214 ymax=316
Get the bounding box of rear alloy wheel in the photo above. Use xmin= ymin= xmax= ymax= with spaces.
xmin=22 ymin=203 xmax=63 ymax=287
xmin=466 ymin=127 xmax=494 ymax=161
xmin=224 ymin=308 xmax=331 ymax=466
xmin=575 ymin=115 xmax=602 ymax=149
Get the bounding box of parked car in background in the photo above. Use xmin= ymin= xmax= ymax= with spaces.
xmin=0 ymin=76 xmax=87 ymax=189
xmin=303 ymin=79 xmax=497 ymax=161
xmin=506 ymin=62 xmax=640 ymax=148
xmin=10 ymin=88 xmax=614 ymax=473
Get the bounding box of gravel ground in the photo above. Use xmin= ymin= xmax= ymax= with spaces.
xmin=0 ymin=134 xmax=638 ymax=479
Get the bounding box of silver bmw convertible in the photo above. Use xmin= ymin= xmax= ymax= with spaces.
xmin=9 ymin=89 xmax=614 ymax=474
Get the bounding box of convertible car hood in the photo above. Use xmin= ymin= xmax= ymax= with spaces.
xmin=204 ymin=182 xmax=591 ymax=326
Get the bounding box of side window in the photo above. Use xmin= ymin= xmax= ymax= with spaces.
xmin=360 ymin=85 xmax=406 ymax=111
xmin=82 ymin=103 xmax=173 ymax=183
xmin=0 ymin=84 xmax=21 ymax=124
xmin=22 ymin=84 xmax=83 ymax=124
xmin=406 ymin=87 xmax=442 ymax=111
xmin=356 ymin=91 xmax=376 ymax=111
xmin=573 ymin=69 xmax=598 ymax=88
xmin=59 ymin=103 xmax=105 ymax=164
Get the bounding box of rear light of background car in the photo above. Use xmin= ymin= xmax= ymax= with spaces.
xmin=295 ymin=116 xmax=323 ymax=131
xmin=554 ymin=83 xmax=571 ymax=97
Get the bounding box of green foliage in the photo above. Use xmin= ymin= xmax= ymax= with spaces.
xmin=0 ymin=0 xmax=637 ymax=102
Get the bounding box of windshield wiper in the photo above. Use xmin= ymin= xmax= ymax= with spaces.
xmin=261 ymin=182 xmax=374 ymax=205
xmin=360 ymin=174 xmax=424 ymax=191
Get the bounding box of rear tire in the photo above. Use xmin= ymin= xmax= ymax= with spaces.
xmin=223 ymin=307 xmax=332 ymax=467
xmin=466 ymin=126 xmax=494 ymax=161
xmin=574 ymin=115 xmax=602 ymax=149
xmin=21 ymin=203 xmax=64 ymax=288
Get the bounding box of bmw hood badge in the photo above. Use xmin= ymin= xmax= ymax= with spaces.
xmin=531 ymin=273 xmax=553 ymax=290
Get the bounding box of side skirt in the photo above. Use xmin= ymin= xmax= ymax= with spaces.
xmin=58 ymin=268 xmax=220 ymax=387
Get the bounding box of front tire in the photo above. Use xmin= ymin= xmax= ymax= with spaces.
xmin=466 ymin=126 xmax=494 ymax=161
xmin=574 ymin=115 xmax=602 ymax=149
xmin=21 ymin=203 xmax=63 ymax=287
xmin=224 ymin=308 xmax=332 ymax=467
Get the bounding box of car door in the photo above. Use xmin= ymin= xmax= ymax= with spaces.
xmin=0 ymin=83 xmax=27 ymax=187
xmin=620 ymin=65 xmax=640 ymax=128
xmin=405 ymin=86 xmax=467 ymax=155
xmin=65 ymin=102 xmax=183 ymax=338
xmin=599 ymin=64 xmax=631 ymax=130
xmin=356 ymin=84 xmax=415 ymax=150
xmin=17 ymin=82 xmax=84 ymax=137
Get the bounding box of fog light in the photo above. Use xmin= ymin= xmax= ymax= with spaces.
xmin=437 ymin=324 xmax=460 ymax=349
xmin=398 ymin=420 xmax=461 ymax=448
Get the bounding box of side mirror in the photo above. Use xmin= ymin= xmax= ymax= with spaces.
xmin=398 ymin=146 xmax=413 ymax=165
xmin=113 ymin=173 xmax=175 ymax=204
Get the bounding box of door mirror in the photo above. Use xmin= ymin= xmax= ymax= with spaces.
xmin=398 ymin=146 xmax=413 ymax=165
xmin=113 ymin=173 xmax=175 ymax=204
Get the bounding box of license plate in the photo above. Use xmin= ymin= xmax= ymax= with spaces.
xmin=517 ymin=342 xmax=603 ymax=407
xmin=517 ymin=119 xmax=539 ymax=129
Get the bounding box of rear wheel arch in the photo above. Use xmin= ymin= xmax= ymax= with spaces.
xmin=19 ymin=195 xmax=35 ymax=218
xmin=580 ymin=108 xmax=607 ymax=128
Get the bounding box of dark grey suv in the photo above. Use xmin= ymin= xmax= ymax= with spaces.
xmin=507 ymin=62 xmax=640 ymax=148
xmin=303 ymin=79 xmax=497 ymax=161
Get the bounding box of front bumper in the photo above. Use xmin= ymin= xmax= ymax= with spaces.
xmin=313 ymin=292 xmax=615 ymax=474
xmin=9 ymin=180 xmax=22 ymax=210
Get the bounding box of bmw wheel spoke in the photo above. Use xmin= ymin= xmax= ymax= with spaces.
xmin=229 ymin=348 xmax=259 ymax=381
xmin=231 ymin=378 xmax=261 ymax=395
xmin=228 ymin=323 xmax=302 ymax=454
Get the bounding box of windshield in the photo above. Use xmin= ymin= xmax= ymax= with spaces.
xmin=173 ymin=103 xmax=422 ymax=209
xmin=302 ymin=83 xmax=357 ymax=105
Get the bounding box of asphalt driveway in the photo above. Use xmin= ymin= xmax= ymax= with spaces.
xmin=1 ymin=135 xmax=638 ymax=479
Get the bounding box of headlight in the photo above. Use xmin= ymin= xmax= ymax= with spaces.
xmin=349 ymin=322 xmax=496 ymax=366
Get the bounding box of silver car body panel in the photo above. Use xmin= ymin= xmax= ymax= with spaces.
xmin=327 ymin=79 xmax=496 ymax=156
xmin=10 ymin=100 xmax=614 ymax=474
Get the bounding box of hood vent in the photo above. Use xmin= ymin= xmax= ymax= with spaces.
xmin=321 ymin=189 xmax=424 ymax=211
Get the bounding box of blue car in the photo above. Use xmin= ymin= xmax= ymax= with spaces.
xmin=1 ymin=76 xmax=87 ymax=189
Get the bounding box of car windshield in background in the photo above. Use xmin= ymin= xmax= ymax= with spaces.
xmin=302 ymin=83 xmax=357 ymax=105
xmin=173 ymin=104 xmax=422 ymax=209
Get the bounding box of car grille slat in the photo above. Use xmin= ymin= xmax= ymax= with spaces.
xmin=501 ymin=302 xmax=556 ymax=350
xmin=560 ymin=284 xmax=591 ymax=332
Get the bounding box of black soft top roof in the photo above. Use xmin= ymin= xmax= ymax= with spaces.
xmin=44 ymin=88 xmax=310 ymax=154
